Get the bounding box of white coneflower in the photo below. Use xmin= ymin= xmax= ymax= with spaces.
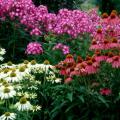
xmin=0 ymin=112 xmax=16 ymax=120
xmin=0 ymin=85 xmax=16 ymax=100
xmin=5 ymin=72 xmax=22 ymax=83
xmin=16 ymin=66 xmax=29 ymax=76
xmin=15 ymin=97 xmax=32 ymax=111
xmin=0 ymin=69 xmax=11 ymax=79
xmin=54 ymin=78 xmax=62 ymax=83
xmin=0 ymin=48 xmax=6 ymax=55
xmin=31 ymin=105 xmax=41 ymax=112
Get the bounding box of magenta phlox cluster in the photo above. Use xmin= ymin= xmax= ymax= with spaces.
xmin=25 ymin=42 xmax=43 ymax=55
xmin=53 ymin=43 xmax=70 ymax=55
xmin=0 ymin=0 xmax=100 ymax=37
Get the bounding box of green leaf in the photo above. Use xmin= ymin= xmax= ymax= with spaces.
xmin=78 ymin=95 xmax=85 ymax=103
xmin=98 ymin=96 xmax=109 ymax=108
xmin=67 ymin=93 xmax=73 ymax=102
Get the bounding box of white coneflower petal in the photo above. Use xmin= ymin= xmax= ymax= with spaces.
xmin=0 ymin=56 xmax=4 ymax=61
xmin=54 ymin=78 xmax=62 ymax=83
xmin=0 ymin=86 xmax=16 ymax=100
xmin=0 ymin=112 xmax=16 ymax=120
xmin=0 ymin=48 xmax=6 ymax=55
xmin=5 ymin=72 xmax=22 ymax=83
xmin=15 ymin=97 xmax=32 ymax=111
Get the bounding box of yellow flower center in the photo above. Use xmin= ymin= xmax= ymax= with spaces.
xmin=24 ymin=60 xmax=29 ymax=64
xmin=19 ymin=66 xmax=25 ymax=72
xmin=7 ymin=61 xmax=12 ymax=66
xmin=4 ymin=88 xmax=10 ymax=93
xmin=43 ymin=60 xmax=50 ymax=65
xmin=5 ymin=112 xmax=10 ymax=116
xmin=4 ymin=69 xmax=9 ymax=73
xmin=2 ymin=81 xmax=8 ymax=85
xmin=30 ymin=60 xmax=36 ymax=65
xmin=10 ymin=72 xmax=16 ymax=77
xmin=20 ymin=97 xmax=27 ymax=104
xmin=4 ymin=84 xmax=10 ymax=87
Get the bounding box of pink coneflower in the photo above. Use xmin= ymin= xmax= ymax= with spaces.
xmin=64 ymin=54 xmax=75 ymax=64
xmin=73 ymin=63 xmax=87 ymax=76
xmin=102 ymin=13 xmax=108 ymax=20
xmin=111 ymin=56 xmax=120 ymax=68
xmin=102 ymin=39 xmax=111 ymax=49
xmin=91 ymin=57 xmax=100 ymax=67
xmin=106 ymin=52 xmax=114 ymax=63
xmin=109 ymin=12 xmax=119 ymax=25
xmin=94 ymin=50 xmax=105 ymax=62
xmin=64 ymin=77 xmax=72 ymax=84
xmin=100 ymin=88 xmax=112 ymax=95
xmin=76 ymin=56 xmax=83 ymax=63
xmin=110 ymin=38 xmax=119 ymax=48
xmin=60 ymin=68 xmax=67 ymax=75
xmin=94 ymin=28 xmax=104 ymax=41
xmin=90 ymin=39 xmax=99 ymax=50
xmin=25 ymin=42 xmax=43 ymax=55
xmin=85 ymin=60 xmax=98 ymax=74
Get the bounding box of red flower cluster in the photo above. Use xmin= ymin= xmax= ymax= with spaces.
xmin=56 ymin=51 xmax=120 ymax=82
xmin=100 ymin=88 xmax=112 ymax=96
xmin=56 ymin=54 xmax=100 ymax=78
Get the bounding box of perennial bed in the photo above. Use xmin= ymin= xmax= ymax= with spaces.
xmin=0 ymin=0 xmax=120 ymax=120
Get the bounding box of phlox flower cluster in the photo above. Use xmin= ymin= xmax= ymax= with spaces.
xmin=47 ymin=9 xmax=95 ymax=37
xmin=0 ymin=0 xmax=99 ymax=37
xmin=53 ymin=43 xmax=70 ymax=55
xmin=25 ymin=42 xmax=43 ymax=55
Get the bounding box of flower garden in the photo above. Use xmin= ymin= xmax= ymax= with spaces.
xmin=0 ymin=0 xmax=120 ymax=120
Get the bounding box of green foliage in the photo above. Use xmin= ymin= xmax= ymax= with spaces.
xmin=96 ymin=0 xmax=120 ymax=14
xmin=34 ymin=63 xmax=120 ymax=120
xmin=33 ymin=0 xmax=74 ymax=12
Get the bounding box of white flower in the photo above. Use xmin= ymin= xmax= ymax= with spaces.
xmin=54 ymin=78 xmax=62 ymax=83
xmin=31 ymin=105 xmax=41 ymax=112
xmin=15 ymin=66 xmax=30 ymax=76
xmin=0 ymin=69 xmax=11 ymax=79
xmin=0 ymin=48 xmax=6 ymax=55
xmin=0 ymin=112 xmax=16 ymax=120
xmin=5 ymin=72 xmax=22 ymax=83
xmin=0 ymin=56 xmax=4 ymax=61
xmin=0 ymin=85 xmax=16 ymax=100
xmin=15 ymin=97 xmax=32 ymax=111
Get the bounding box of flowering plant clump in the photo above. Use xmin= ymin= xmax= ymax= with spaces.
xmin=0 ymin=0 xmax=120 ymax=119
xmin=53 ymin=43 xmax=70 ymax=55
xmin=25 ymin=42 xmax=43 ymax=55
xmin=0 ymin=0 xmax=99 ymax=37
xmin=0 ymin=59 xmax=61 ymax=119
